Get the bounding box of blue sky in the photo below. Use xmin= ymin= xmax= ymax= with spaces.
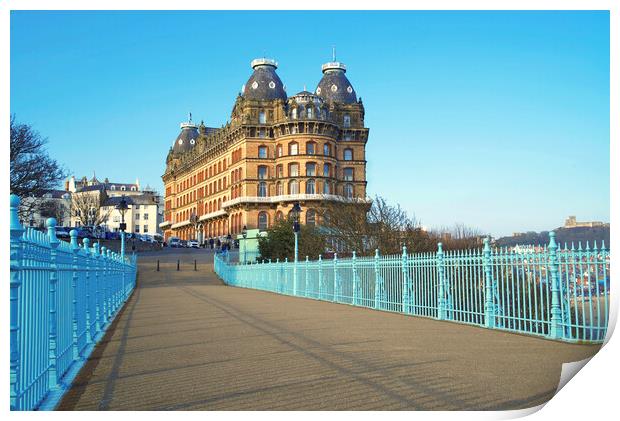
xmin=10 ymin=11 xmax=609 ymax=237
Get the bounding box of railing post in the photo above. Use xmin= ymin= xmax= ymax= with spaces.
xmin=305 ymin=256 xmax=309 ymax=297
xmin=548 ymin=232 xmax=564 ymax=339
xmin=352 ymin=251 xmax=359 ymax=306
xmin=70 ymin=230 xmax=80 ymax=361
xmin=483 ymin=238 xmax=496 ymax=328
xmin=106 ymin=249 xmax=113 ymax=316
xmin=83 ymin=238 xmax=92 ymax=345
xmin=318 ymin=255 xmax=323 ymax=300
xmin=437 ymin=242 xmax=446 ymax=320
xmin=101 ymin=246 xmax=109 ymax=325
xmin=94 ymin=243 xmax=102 ymax=333
xmin=10 ymin=195 xmax=24 ymax=410
xmin=333 ymin=253 xmax=339 ymax=302
xmin=46 ymin=218 xmax=60 ymax=390
xmin=374 ymin=249 xmax=384 ymax=310
xmin=401 ymin=245 xmax=410 ymax=314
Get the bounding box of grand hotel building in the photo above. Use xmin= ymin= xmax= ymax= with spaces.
xmin=160 ymin=56 xmax=369 ymax=241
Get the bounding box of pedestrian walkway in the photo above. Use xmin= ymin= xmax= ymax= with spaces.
xmin=57 ymin=250 xmax=600 ymax=410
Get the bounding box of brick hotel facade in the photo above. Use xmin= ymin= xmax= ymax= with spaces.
xmin=160 ymin=56 xmax=369 ymax=242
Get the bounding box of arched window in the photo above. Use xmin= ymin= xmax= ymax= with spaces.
xmin=305 ymin=179 xmax=315 ymax=194
xmin=289 ymin=180 xmax=299 ymax=195
xmin=110 ymin=185 xmax=116 ymax=190
xmin=277 ymin=144 xmax=283 ymax=157
xmin=258 ymin=182 xmax=268 ymax=197
xmin=289 ymin=142 xmax=298 ymax=156
xmin=306 ymin=142 xmax=316 ymax=155
xmin=344 ymin=183 xmax=354 ymax=198
xmin=306 ymin=209 xmax=316 ymax=226
xmin=289 ymin=163 xmax=299 ymax=177
xmin=291 ymin=107 xmax=298 ymax=119
xmin=276 ymin=181 xmax=283 ymax=196
xmin=121 ymin=186 xmax=126 ymax=191
xmin=258 ymin=212 xmax=268 ymax=231
xmin=306 ymin=162 xmax=316 ymax=176
xmin=323 ymin=181 xmax=331 ymax=194
xmin=258 ymin=166 xmax=268 ymax=179
xmin=276 ymin=164 xmax=283 ymax=178
xmin=258 ymin=145 xmax=268 ymax=159
xmin=343 ymin=168 xmax=354 ymax=181
xmin=275 ymin=211 xmax=284 ymax=221
xmin=323 ymin=163 xmax=331 ymax=177
xmin=323 ymin=144 xmax=331 ymax=156
xmin=306 ymin=107 xmax=313 ymax=119
xmin=344 ymin=148 xmax=353 ymax=161
xmin=343 ymin=114 xmax=351 ymax=128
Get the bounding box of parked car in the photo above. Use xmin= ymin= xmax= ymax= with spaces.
xmin=179 ymin=239 xmax=188 ymax=248
xmin=188 ymin=239 xmax=200 ymax=249
xmin=168 ymin=237 xmax=181 ymax=248
xmin=153 ymin=234 xmax=164 ymax=244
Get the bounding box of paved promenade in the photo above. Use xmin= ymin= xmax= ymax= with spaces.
xmin=58 ymin=249 xmax=600 ymax=410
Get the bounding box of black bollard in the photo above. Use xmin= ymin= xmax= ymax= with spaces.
xmin=177 ymin=259 xmax=180 ymax=271
xmin=194 ymin=259 xmax=197 ymax=271
xmin=157 ymin=260 xmax=160 ymax=271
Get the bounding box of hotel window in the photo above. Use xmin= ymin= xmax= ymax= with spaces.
xmin=323 ymin=163 xmax=330 ymax=177
xmin=343 ymin=114 xmax=351 ymax=128
xmin=291 ymin=125 xmax=298 ymax=134
xmin=306 ymin=162 xmax=316 ymax=177
xmin=259 ymin=128 xmax=265 ymax=138
xmin=306 ymin=209 xmax=316 ymax=226
xmin=277 ymin=144 xmax=283 ymax=157
xmin=305 ymin=179 xmax=316 ymax=194
xmin=143 ymin=225 xmax=148 ymax=232
xmin=323 ymin=144 xmax=331 ymax=156
xmin=258 ymin=212 xmax=268 ymax=231
xmin=289 ymin=142 xmax=298 ymax=155
xmin=306 ymin=142 xmax=316 ymax=155
xmin=289 ymin=180 xmax=299 ymax=195
xmin=258 ymin=166 xmax=268 ymax=179
xmin=258 ymin=182 xmax=268 ymax=197
xmin=289 ymin=163 xmax=299 ymax=177
xmin=306 ymin=107 xmax=313 ymax=119
xmin=276 ymin=164 xmax=283 ymax=178
xmin=344 ymin=168 xmax=354 ymax=181
xmin=258 ymin=146 xmax=268 ymax=158
xmin=344 ymin=148 xmax=353 ymax=161
xmin=323 ymin=182 xmax=331 ymax=194
xmin=344 ymin=184 xmax=354 ymax=198
xmin=144 ymin=213 xmax=149 ymax=220
xmin=276 ymin=181 xmax=283 ymax=196
xmin=259 ymin=111 xmax=266 ymax=124
xmin=291 ymin=107 xmax=297 ymax=119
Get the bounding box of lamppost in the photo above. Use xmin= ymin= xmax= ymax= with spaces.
xmin=290 ymin=202 xmax=302 ymax=295
xmin=241 ymin=225 xmax=248 ymax=264
xmin=116 ymin=195 xmax=129 ymax=258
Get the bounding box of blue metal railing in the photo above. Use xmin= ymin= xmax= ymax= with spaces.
xmin=9 ymin=195 xmax=138 ymax=410
xmin=214 ymin=235 xmax=610 ymax=344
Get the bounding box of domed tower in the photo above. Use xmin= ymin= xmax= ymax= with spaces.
xmin=171 ymin=114 xmax=199 ymax=155
xmin=241 ymin=58 xmax=287 ymax=101
xmin=315 ymin=60 xmax=357 ymax=104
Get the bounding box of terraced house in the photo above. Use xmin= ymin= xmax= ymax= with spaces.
xmin=160 ymin=56 xmax=370 ymax=242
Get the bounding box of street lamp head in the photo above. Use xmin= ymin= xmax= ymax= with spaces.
xmin=242 ymin=225 xmax=248 ymax=239
xmin=116 ymin=195 xmax=129 ymax=216
xmin=291 ymin=202 xmax=302 ymax=233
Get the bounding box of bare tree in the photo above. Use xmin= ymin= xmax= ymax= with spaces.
xmin=38 ymin=200 xmax=70 ymax=226
xmin=71 ymin=191 xmax=111 ymax=227
xmin=429 ymin=223 xmax=485 ymax=250
xmin=10 ymin=115 xmax=67 ymax=218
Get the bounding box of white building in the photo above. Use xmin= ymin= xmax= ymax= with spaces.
xmin=101 ymin=194 xmax=163 ymax=236
xmin=19 ymin=189 xmax=72 ymax=228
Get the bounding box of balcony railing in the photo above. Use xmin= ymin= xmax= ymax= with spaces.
xmin=222 ymin=194 xmax=371 ymax=209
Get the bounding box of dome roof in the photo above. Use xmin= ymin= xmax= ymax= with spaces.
xmin=241 ymin=58 xmax=287 ymax=101
xmin=315 ymin=61 xmax=357 ymax=104
xmin=172 ymin=121 xmax=199 ymax=154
